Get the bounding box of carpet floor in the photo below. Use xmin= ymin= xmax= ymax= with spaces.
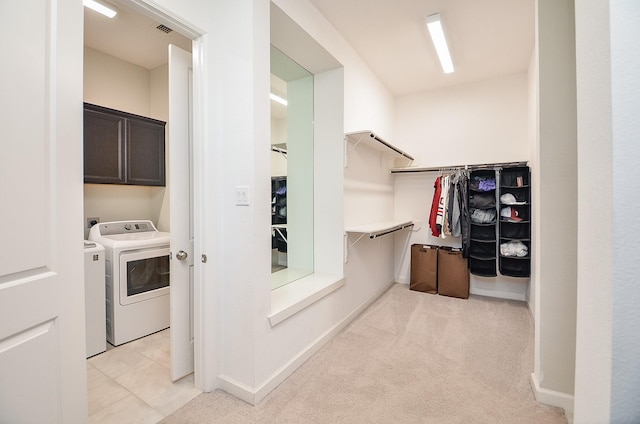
xmin=161 ymin=283 xmax=566 ymax=423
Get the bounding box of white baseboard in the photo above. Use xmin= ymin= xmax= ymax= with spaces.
xmin=397 ymin=277 xmax=527 ymax=302
xmin=470 ymin=286 xmax=526 ymax=301
xmin=530 ymin=372 xmax=574 ymax=421
xmin=219 ymin=280 xmax=396 ymax=405
xmin=217 ymin=374 xmax=256 ymax=405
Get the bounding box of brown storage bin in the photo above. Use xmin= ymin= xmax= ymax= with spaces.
xmin=410 ymin=244 xmax=438 ymax=294
xmin=437 ymin=247 xmax=470 ymax=299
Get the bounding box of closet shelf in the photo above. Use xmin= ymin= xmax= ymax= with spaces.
xmin=345 ymin=220 xmax=414 ymax=239
xmin=345 ymin=131 xmax=414 ymax=162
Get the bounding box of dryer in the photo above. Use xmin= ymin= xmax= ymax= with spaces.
xmin=89 ymin=220 xmax=170 ymax=346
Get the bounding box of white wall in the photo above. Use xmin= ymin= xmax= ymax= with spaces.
xmin=395 ymin=73 xmax=529 ymax=168
xmin=393 ymin=73 xmax=531 ymax=300
xmin=531 ymin=0 xmax=577 ymax=410
xmin=527 ymin=50 xmax=538 ymax=317
xmin=574 ymin=0 xmax=640 ymax=422
xmin=158 ymin=0 xmax=399 ymax=400
xmin=608 ymin=1 xmax=640 ymax=420
xmin=573 ymin=0 xmax=613 ymax=421
xmin=83 ymin=47 xmax=168 ymax=237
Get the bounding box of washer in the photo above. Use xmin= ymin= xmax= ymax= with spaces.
xmin=89 ymin=220 xmax=170 ymax=346
xmin=84 ymin=241 xmax=106 ymax=357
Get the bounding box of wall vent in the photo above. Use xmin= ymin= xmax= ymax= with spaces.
xmin=156 ymin=24 xmax=173 ymax=34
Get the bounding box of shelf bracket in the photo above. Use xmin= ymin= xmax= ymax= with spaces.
xmin=344 ymin=133 xmax=366 ymax=168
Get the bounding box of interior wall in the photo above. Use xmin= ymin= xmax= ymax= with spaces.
xmin=83 ymin=47 xmax=168 ymax=237
xmin=573 ymin=0 xmax=613 ymax=421
xmin=527 ymin=50 xmax=538 ymax=317
xmin=232 ymin=0 xmax=399 ymax=399
xmin=395 ymin=73 xmax=529 ymax=168
xmin=609 ymin=1 xmax=640 ymax=420
xmin=393 ymin=73 xmax=530 ymax=300
xmin=533 ymin=0 xmax=577 ymax=405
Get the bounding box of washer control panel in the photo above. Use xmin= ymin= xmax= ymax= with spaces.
xmin=94 ymin=220 xmax=157 ymax=236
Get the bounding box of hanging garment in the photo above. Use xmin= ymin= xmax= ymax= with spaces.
xmin=437 ymin=174 xmax=450 ymax=237
xmin=429 ymin=176 xmax=442 ymax=237
xmin=450 ymin=172 xmax=462 ymax=237
xmin=458 ymin=171 xmax=470 ymax=258
xmin=443 ymin=175 xmax=455 ymax=237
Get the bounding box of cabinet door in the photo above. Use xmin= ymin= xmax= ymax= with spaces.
xmin=126 ymin=118 xmax=166 ymax=186
xmin=84 ymin=109 xmax=125 ymax=184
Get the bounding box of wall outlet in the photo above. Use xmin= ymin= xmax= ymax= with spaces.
xmin=87 ymin=217 xmax=100 ymax=228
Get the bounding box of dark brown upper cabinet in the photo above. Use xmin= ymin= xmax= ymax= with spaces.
xmin=84 ymin=103 xmax=166 ymax=186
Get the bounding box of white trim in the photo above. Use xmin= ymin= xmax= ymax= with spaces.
xmin=190 ymin=34 xmax=214 ymax=392
xmin=530 ymin=372 xmax=574 ymax=420
xmin=121 ymin=0 xmax=204 ymax=39
xmin=395 ymin=278 xmax=528 ymax=302
xmin=470 ymin=287 xmax=527 ymax=302
xmin=269 ymin=274 xmax=345 ymax=326
xmin=222 ymin=280 xmax=395 ymax=405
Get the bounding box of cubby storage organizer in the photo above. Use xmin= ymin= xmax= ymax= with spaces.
xmin=498 ymin=166 xmax=531 ymax=277
xmin=468 ymin=169 xmax=498 ymax=277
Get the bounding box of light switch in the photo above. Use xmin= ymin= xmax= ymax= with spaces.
xmin=235 ymin=186 xmax=250 ymax=206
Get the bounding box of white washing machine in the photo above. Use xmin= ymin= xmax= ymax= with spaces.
xmin=89 ymin=220 xmax=170 ymax=346
xmin=84 ymin=241 xmax=106 ymax=357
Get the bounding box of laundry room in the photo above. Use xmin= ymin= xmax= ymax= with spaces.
xmin=81 ymin=3 xmax=202 ymax=416
xmin=82 ymin=8 xmax=190 ymax=238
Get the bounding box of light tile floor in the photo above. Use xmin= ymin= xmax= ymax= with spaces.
xmin=87 ymin=329 xmax=201 ymax=424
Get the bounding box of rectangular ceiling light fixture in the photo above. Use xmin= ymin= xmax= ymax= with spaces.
xmin=426 ymin=13 xmax=454 ymax=74
xmin=83 ymin=0 xmax=118 ymax=18
xmin=270 ymin=93 xmax=288 ymax=106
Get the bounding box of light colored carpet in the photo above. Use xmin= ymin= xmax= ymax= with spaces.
xmin=161 ymin=284 xmax=566 ymax=423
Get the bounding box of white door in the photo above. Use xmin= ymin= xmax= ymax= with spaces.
xmin=169 ymin=44 xmax=195 ymax=381
xmin=0 ymin=0 xmax=87 ymax=422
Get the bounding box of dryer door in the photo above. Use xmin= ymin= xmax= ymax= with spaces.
xmin=119 ymin=247 xmax=170 ymax=305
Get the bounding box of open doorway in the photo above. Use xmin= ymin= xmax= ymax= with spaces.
xmin=83 ymin=0 xmax=200 ymax=419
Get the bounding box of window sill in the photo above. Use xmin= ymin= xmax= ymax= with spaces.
xmin=269 ymin=273 xmax=345 ymax=327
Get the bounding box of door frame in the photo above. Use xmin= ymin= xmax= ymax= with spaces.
xmin=113 ymin=0 xmax=210 ymax=391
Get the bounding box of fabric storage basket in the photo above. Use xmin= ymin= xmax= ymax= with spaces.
xmin=437 ymin=247 xmax=470 ymax=299
xmin=410 ymin=244 xmax=438 ymax=294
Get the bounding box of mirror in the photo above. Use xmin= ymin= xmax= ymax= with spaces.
xmin=270 ymin=46 xmax=314 ymax=290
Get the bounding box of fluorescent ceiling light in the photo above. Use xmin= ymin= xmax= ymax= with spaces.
xmin=83 ymin=0 xmax=118 ymax=18
xmin=270 ymin=93 xmax=288 ymax=106
xmin=426 ymin=13 xmax=454 ymax=74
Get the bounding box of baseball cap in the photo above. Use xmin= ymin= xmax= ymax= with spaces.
xmin=500 ymin=206 xmax=523 ymax=222
xmin=500 ymin=193 xmax=526 ymax=205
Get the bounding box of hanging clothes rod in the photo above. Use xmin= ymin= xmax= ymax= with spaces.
xmin=369 ymin=222 xmax=414 ymax=239
xmin=271 ymin=146 xmax=287 ymax=155
xmin=390 ymin=161 xmax=528 ymax=174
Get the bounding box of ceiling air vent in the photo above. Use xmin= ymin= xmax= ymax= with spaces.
xmin=156 ymin=24 xmax=173 ymax=34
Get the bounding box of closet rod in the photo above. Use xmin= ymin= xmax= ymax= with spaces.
xmin=271 ymin=146 xmax=287 ymax=155
xmin=369 ymin=223 xmax=414 ymax=239
xmin=390 ymin=161 xmax=528 ymax=174
xmin=368 ymin=133 xmax=415 ymax=161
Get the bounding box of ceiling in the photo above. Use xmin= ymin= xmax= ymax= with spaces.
xmin=84 ymin=0 xmax=534 ymax=96
xmin=83 ymin=0 xmax=191 ymax=70
xmin=308 ymin=0 xmax=535 ymax=96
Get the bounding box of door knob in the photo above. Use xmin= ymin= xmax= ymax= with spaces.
xmin=176 ymin=250 xmax=188 ymax=261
